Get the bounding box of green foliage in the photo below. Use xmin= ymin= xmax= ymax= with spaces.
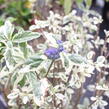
xmin=76 ymin=0 xmax=92 ymax=9
xmin=0 ymin=0 xmax=4 ymax=3
xmin=76 ymin=0 xmax=83 ymax=3
xmin=0 ymin=0 xmax=32 ymax=27
xmin=64 ymin=0 xmax=73 ymax=15
xmin=85 ymin=0 xmax=92 ymax=8
xmin=58 ymin=0 xmax=93 ymax=15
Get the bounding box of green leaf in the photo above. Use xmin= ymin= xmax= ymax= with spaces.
xmin=69 ymin=54 xmax=87 ymax=64
xmin=12 ymin=47 xmax=25 ymax=63
xmin=19 ymin=42 xmax=34 ymax=59
xmin=0 ymin=36 xmax=5 ymax=41
xmin=27 ymin=72 xmax=49 ymax=106
xmin=19 ymin=42 xmax=28 ymax=58
xmin=85 ymin=0 xmax=92 ymax=8
xmin=16 ymin=26 xmax=24 ymax=33
xmin=13 ymin=31 xmax=41 ymax=43
xmin=64 ymin=0 xmax=73 ymax=15
xmin=25 ymin=54 xmax=43 ymax=68
xmin=26 ymin=72 xmax=41 ymax=105
xmin=61 ymin=52 xmax=69 ymax=68
xmin=0 ymin=42 xmax=5 ymax=59
xmin=0 ymin=20 xmax=14 ymax=41
xmin=13 ymin=73 xmax=24 ymax=87
xmin=18 ymin=75 xmax=26 ymax=87
xmin=76 ymin=0 xmax=83 ymax=4
xmin=4 ymin=48 xmax=15 ymax=69
xmin=59 ymin=0 xmax=64 ymax=5
xmin=0 ymin=27 xmax=6 ymax=41
xmin=3 ymin=20 xmax=14 ymax=40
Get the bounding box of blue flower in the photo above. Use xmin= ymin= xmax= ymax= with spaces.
xmin=44 ymin=47 xmax=60 ymax=59
xmin=58 ymin=45 xmax=64 ymax=52
xmin=44 ymin=40 xmax=64 ymax=60
xmin=56 ymin=40 xmax=63 ymax=44
xmin=57 ymin=40 xmax=64 ymax=52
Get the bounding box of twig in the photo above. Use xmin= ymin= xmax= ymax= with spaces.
xmin=45 ymin=60 xmax=54 ymax=77
xmin=66 ymin=71 xmax=73 ymax=85
xmin=73 ymin=85 xmax=83 ymax=109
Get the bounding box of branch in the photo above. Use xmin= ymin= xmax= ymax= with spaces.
xmin=45 ymin=60 xmax=54 ymax=77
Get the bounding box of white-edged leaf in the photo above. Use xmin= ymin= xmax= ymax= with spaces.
xmin=0 ymin=26 xmax=6 ymax=41
xmin=25 ymin=54 xmax=43 ymax=68
xmin=3 ymin=20 xmax=14 ymax=40
xmin=96 ymin=56 xmax=105 ymax=64
xmin=27 ymin=72 xmax=49 ymax=106
xmin=7 ymin=89 xmax=19 ymax=99
xmin=87 ymin=51 xmax=95 ymax=59
xmin=29 ymin=20 xmax=49 ymax=30
xmin=13 ymin=31 xmax=41 ymax=43
xmin=4 ymin=48 xmax=15 ymax=69
xmin=69 ymin=54 xmax=87 ymax=64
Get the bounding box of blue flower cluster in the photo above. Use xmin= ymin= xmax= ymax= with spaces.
xmin=57 ymin=40 xmax=64 ymax=52
xmin=44 ymin=40 xmax=64 ymax=60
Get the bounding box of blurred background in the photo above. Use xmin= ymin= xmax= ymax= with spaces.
xmin=0 ymin=0 xmax=105 ymax=27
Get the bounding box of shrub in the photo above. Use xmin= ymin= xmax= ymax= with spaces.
xmin=0 ymin=9 xmax=109 ymax=109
